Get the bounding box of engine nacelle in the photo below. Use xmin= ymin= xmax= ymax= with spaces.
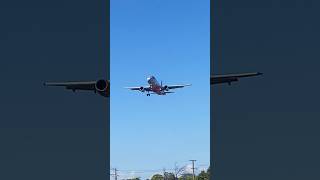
xmin=139 ymin=86 xmax=145 ymax=92
xmin=163 ymin=85 xmax=169 ymax=91
xmin=95 ymin=79 xmax=110 ymax=97
xmin=95 ymin=79 xmax=108 ymax=92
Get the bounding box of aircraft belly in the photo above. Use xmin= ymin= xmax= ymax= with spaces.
xmin=153 ymin=86 xmax=160 ymax=90
xmin=151 ymin=86 xmax=163 ymax=95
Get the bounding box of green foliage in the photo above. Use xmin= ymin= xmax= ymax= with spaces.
xmin=197 ymin=170 xmax=209 ymax=180
xmin=206 ymin=166 xmax=210 ymax=174
xmin=135 ymin=178 xmax=141 ymax=180
xmin=178 ymin=173 xmax=193 ymax=180
xmin=150 ymin=167 xmax=211 ymax=180
xmin=127 ymin=178 xmax=141 ymax=180
xmin=164 ymin=172 xmax=175 ymax=180
xmin=151 ymin=174 xmax=164 ymax=180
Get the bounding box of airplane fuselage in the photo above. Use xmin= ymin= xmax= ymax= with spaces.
xmin=147 ymin=76 xmax=166 ymax=95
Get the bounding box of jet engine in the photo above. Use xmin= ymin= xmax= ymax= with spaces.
xmin=95 ymin=79 xmax=109 ymax=97
xmin=163 ymin=85 xmax=170 ymax=91
xmin=139 ymin=86 xmax=145 ymax=92
xmin=95 ymin=79 xmax=108 ymax=92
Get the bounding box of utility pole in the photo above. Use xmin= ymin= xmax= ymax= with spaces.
xmin=189 ymin=160 xmax=197 ymax=180
xmin=111 ymin=168 xmax=119 ymax=180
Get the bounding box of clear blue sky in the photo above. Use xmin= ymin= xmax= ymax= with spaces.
xmin=110 ymin=0 xmax=210 ymax=179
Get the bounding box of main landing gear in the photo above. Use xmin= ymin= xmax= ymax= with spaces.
xmin=147 ymin=94 xmax=150 ymax=96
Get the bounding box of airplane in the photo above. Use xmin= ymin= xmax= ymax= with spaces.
xmin=125 ymin=76 xmax=191 ymax=96
xmin=211 ymin=72 xmax=263 ymax=85
xmin=44 ymin=79 xmax=110 ymax=97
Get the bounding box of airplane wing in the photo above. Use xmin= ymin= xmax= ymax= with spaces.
xmin=125 ymin=86 xmax=151 ymax=91
xmin=211 ymin=72 xmax=263 ymax=85
xmin=44 ymin=81 xmax=96 ymax=91
xmin=166 ymin=84 xmax=192 ymax=89
xmin=44 ymin=80 xmax=110 ymax=97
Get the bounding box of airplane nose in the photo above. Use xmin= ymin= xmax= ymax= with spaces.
xmin=147 ymin=76 xmax=154 ymax=81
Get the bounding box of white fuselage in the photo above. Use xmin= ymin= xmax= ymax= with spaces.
xmin=147 ymin=76 xmax=165 ymax=95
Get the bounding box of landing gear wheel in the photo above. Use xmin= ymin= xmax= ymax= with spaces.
xmin=147 ymin=94 xmax=150 ymax=96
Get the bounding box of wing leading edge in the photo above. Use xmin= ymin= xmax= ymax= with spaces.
xmin=211 ymin=72 xmax=263 ymax=85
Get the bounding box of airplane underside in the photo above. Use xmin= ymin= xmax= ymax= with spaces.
xmin=145 ymin=90 xmax=168 ymax=96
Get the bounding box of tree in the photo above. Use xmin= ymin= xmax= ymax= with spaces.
xmin=179 ymin=173 xmax=193 ymax=180
xmin=164 ymin=172 xmax=175 ymax=180
xmin=127 ymin=178 xmax=140 ymax=180
xmin=197 ymin=170 xmax=209 ymax=180
xmin=206 ymin=166 xmax=210 ymax=174
xmin=174 ymin=163 xmax=186 ymax=180
xmin=151 ymin=174 xmax=164 ymax=180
